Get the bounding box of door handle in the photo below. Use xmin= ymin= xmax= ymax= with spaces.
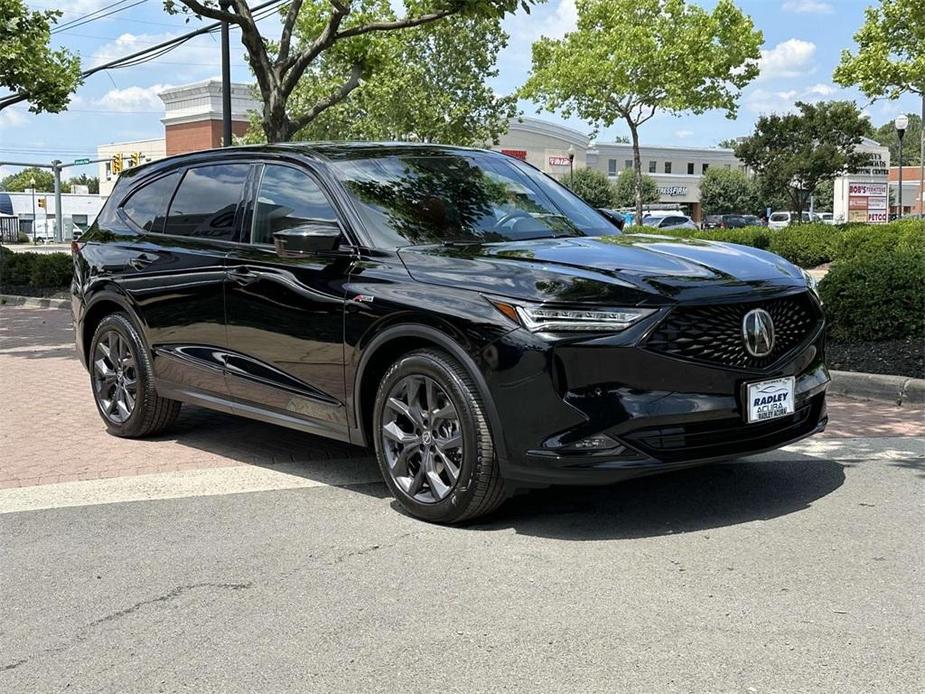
xmin=128 ymin=252 xmax=157 ymax=271
xmin=226 ymin=266 xmax=259 ymax=286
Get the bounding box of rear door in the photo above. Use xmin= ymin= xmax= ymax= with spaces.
xmin=223 ymin=161 xmax=354 ymax=441
xmin=118 ymin=162 xmax=250 ymax=400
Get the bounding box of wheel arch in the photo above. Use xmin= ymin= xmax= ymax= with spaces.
xmin=80 ymin=288 xmax=145 ymax=368
xmin=352 ymin=324 xmax=509 ymax=466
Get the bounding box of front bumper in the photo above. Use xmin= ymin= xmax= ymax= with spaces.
xmin=483 ymin=317 xmax=829 ymax=487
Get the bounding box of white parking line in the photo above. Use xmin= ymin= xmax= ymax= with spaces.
xmin=0 ymin=459 xmax=383 ymax=515
xmin=0 ymin=437 xmax=921 ymax=515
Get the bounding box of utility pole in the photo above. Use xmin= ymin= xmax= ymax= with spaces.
xmin=920 ymin=94 xmax=924 ymax=216
xmin=52 ymin=160 xmax=63 ymax=242
xmin=220 ymin=0 xmax=233 ymax=147
xmin=29 ymin=176 xmax=36 ymax=245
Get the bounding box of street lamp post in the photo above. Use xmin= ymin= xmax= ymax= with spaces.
xmin=29 ymin=176 xmax=36 ymax=245
xmin=895 ymin=114 xmax=908 ymax=220
xmin=567 ymin=145 xmax=575 ymax=185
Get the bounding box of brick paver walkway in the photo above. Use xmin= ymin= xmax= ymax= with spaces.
xmin=1 ymin=304 xmax=921 ymax=490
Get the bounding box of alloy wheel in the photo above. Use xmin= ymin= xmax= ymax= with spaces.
xmin=92 ymin=330 xmax=138 ymax=424
xmin=381 ymin=374 xmax=463 ymax=503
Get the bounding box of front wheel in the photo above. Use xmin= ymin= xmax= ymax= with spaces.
xmin=373 ymin=349 xmax=507 ymax=523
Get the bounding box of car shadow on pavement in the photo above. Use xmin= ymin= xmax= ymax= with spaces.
xmin=467 ymin=457 xmax=846 ymax=541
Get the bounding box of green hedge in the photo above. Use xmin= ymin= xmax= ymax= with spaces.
xmin=819 ymin=245 xmax=925 ymax=340
xmin=657 ymin=220 xmax=925 ymax=268
xmin=0 ymin=247 xmax=73 ymax=289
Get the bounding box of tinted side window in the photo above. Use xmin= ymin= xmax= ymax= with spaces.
xmin=164 ymin=164 xmax=249 ymax=240
xmin=121 ymin=172 xmax=180 ymax=233
xmin=251 ymin=165 xmax=338 ymax=245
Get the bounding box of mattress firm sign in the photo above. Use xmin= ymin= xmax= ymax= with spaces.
xmin=847 ymin=182 xmax=888 ymax=223
xmin=658 ymin=185 xmax=688 ymax=197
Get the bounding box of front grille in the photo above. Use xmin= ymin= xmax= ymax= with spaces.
xmin=645 ymin=292 xmax=820 ymax=369
xmin=622 ymin=396 xmax=823 ymax=462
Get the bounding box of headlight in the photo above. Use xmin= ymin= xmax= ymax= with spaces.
xmin=801 ymin=268 xmax=821 ymax=303
xmin=491 ymin=300 xmax=656 ymax=333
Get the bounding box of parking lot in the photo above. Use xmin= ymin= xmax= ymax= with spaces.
xmin=1 ymin=304 xmax=923 ymax=692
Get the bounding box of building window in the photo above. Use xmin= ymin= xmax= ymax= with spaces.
xmin=625 ymin=159 xmax=633 ymax=170
xmin=648 ymin=160 xmax=657 ymax=173
xmin=608 ymin=159 xmax=617 ymax=176
xmin=702 ymin=163 xmax=709 ymax=174
xmin=664 ymin=162 xmax=672 ymax=174
xmin=687 ymin=162 xmax=695 ymax=175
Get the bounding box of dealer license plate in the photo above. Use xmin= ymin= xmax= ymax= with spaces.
xmin=746 ymin=377 xmax=795 ymax=423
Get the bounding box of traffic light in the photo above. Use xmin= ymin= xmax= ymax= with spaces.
xmin=37 ymin=197 xmax=47 ymax=209
xmin=129 ymin=152 xmax=141 ymax=168
xmin=111 ymin=153 xmax=123 ymax=175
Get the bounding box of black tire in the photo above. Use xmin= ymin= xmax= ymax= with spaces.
xmin=88 ymin=312 xmax=181 ymax=437
xmin=373 ymin=348 xmax=508 ymax=523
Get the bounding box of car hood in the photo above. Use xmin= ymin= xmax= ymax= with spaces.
xmin=397 ymin=234 xmax=806 ymax=305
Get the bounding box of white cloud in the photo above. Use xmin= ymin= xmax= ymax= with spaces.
xmin=782 ymin=0 xmax=834 ymax=14
xmin=674 ymin=129 xmax=693 ymax=139
xmin=90 ymin=84 xmax=175 ymax=112
xmin=744 ymin=83 xmax=845 ymax=114
xmin=757 ymin=39 xmax=816 ymax=80
xmin=0 ymin=107 xmax=27 ymax=129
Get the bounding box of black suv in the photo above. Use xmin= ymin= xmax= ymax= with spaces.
xmin=72 ymin=144 xmax=829 ymax=522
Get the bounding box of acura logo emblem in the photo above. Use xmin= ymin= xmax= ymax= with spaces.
xmin=742 ymin=308 xmax=775 ymax=357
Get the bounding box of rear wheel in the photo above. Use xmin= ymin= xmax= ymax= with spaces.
xmin=373 ymin=348 xmax=507 ymax=523
xmin=89 ymin=313 xmax=181 ymax=437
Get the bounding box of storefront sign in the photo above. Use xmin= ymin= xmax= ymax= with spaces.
xmin=848 ymin=182 xmax=887 ymax=197
xmin=658 ymin=186 xmax=688 ymax=197
xmin=548 ymin=155 xmax=571 ymax=167
xmin=846 ymin=182 xmax=888 ymax=224
xmin=501 ymin=149 xmax=527 ymax=161
xmin=857 ymin=153 xmax=889 ymax=176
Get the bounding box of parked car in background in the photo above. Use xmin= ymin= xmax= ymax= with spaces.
xmin=642 ymin=212 xmax=698 ymax=230
xmin=768 ymin=211 xmax=815 ymax=230
xmin=701 ymin=215 xmax=723 ymax=230
xmin=817 ymin=213 xmax=835 ymax=225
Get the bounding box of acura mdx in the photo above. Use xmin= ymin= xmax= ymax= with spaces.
xmin=72 ymin=144 xmax=829 ymax=523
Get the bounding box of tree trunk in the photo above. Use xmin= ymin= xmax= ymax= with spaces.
xmin=626 ymin=118 xmax=644 ymax=227
xmin=262 ymin=98 xmax=292 ymax=143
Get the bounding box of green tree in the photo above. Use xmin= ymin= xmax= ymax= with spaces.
xmin=0 ymin=0 xmax=81 ymax=113
xmin=282 ymin=13 xmax=514 ymax=145
xmin=519 ymin=0 xmax=761 ymax=226
xmin=565 ymin=167 xmax=614 ymax=208
xmin=611 ymin=169 xmax=658 ymax=208
xmin=870 ymin=114 xmax=922 ymax=167
xmin=833 ymin=0 xmax=924 ymax=100
xmin=67 ymin=173 xmax=100 ymax=194
xmin=735 ymin=101 xmax=869 ymax=222
xmin=167 ymin=0 xmax=534 ymax=143
xmin=0 ymin=167 xmax=57 ymax=192
xmin=699 ymin=167 xmax=757 ymax=215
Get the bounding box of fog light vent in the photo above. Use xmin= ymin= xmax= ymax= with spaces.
xmin=547 ymin=434 xmax=620 ymax=453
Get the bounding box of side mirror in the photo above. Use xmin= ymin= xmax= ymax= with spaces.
xmin=273 ymin=221 xmax=343 ymax=257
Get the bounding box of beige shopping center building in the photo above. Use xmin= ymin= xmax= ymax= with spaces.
xmin=491 ymin=117 xmax=743 ymax=222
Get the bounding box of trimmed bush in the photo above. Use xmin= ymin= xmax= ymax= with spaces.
xmin=0 ymin=248 xmax=73 ymax=289
xmin=820 ymin=245 xmax=925 ymax=341
xmin=767 ymin=223 xmax=841 ymax=268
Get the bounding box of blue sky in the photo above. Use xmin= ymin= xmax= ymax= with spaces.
xmin=1 ymin=0 xmax=921 ymax=180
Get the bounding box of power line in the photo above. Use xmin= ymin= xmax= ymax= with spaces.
xmin=53 ymin=0 xmax=148 ymax=34
xmin=1 ymin=0 xmax=284 ymax=111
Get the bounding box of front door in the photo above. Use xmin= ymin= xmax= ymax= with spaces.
xmin=223 ymin=162 xmax=353 ymax=441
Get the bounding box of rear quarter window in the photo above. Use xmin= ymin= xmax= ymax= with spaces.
xmin=769 ymin=213 xmax=788 ymax=222
xmin=121 ymin=172 xmax=181 ymax=233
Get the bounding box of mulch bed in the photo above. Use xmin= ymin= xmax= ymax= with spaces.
xmin=0 ymin=286 xmax=69 ymax=299
xmin=828 ymin=338 xmax=924 ymax=379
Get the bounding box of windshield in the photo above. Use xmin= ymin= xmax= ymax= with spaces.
xmin=331 ymin=152 xmax=614 ymax=248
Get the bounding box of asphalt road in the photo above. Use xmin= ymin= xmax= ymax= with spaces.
xmin=2 ymin=437 xmax=923 ymax=693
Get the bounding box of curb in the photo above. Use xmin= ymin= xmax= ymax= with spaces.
xmin=830 ymin=370 xmax=925 ymax=407
xmin=0 ymin=294 xmax=70 ymax=310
